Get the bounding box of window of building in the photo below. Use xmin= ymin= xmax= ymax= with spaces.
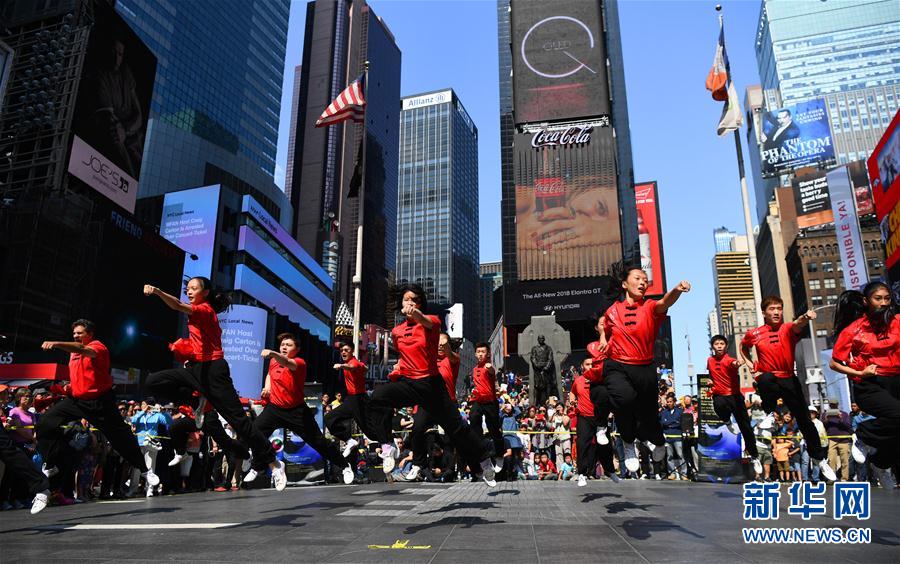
xmin=822 ymin=261 xmax=834 ymax=272
xmin=824 ymin=279 xmax=836 ymax=289
xmin=811 ymin=295 xmax=824 ymax=307
xmin=868 ymin=258 xmax=884 ymax=271
xmin=826 ymin=294 xmax=838 ymax=306
xmin=809 ymin=279 xmax=821 ymax=290
xmin=816 ymin=329 xmax=828 ymax=338
xmin=807 ymin=262 xmax=818 ymax=273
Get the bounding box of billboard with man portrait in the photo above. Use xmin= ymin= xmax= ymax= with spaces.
xmin=67 ymin=1 xmax=156 ymax=213
xmin=510 ymin=0 xmax=609 ymax=125
xmin=760 ymin=99 xmax=835 ymax=178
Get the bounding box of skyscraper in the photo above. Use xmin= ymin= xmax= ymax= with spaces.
xmin=284 ymin=65 xmax=303 ymax=202
xmin=396 ymin=89 xmax=479 ymax=339
xmin=713 ymin=226 xmax=737 ymax=254
xmin=289 ymin=0 xmax=401 ymax=330
xmin=712 ymin=235 xmax=755 ymax=335
xmin=498 ymin=0 xmax=638 ymax=351
xmin=115 ymin=0 xmax=293 ymax=227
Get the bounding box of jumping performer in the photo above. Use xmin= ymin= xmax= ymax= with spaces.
xmin=468 ymin=342 xmax=505 ymax=471
xmin=324 ymin=341 xmax=371 ymax=459
xmin=367 ymin=284 xmax=496 ymax=486
xmin=706 ymin=334 xmax=762 ymax=475
xmin=739 ymin=296 xmax=837 ymax=482
xmin=829 ymin=283 xmax=900 ymax=482
xmin=570 ymin=357 xmax=618 ymax=486
xmin=245 ymin=333 xmax=354 ymax=486
xmin=586 ymin=321 xmax=612 ymax=446
xmin=404 ymin=333 xmax=461 ymax=482
xmin=142 ymin=278 xmax=284 ymax=490
xmin=0 ymin=385 xmax=50 ymax=514
xmin=37 ymin=319 xmax=160 ymax=492
xmin=597 ymin=267 xmax=690 ymax=474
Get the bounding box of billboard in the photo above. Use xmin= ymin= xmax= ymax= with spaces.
xmin=504 ymin=276 xmax=612 ymax=326
xmin=514 ymin=125 xmax=621 ymax=281
xmin=868 ymin=109 xmax=900 ymax=221
xmin=67 ymin=1 xmax=156 ymax=213
xmin=828 ymin=166 xmax=869 ymax=290
xmin=760 ymin=99 xmax=835 ymax=178
xmin=791 ymin=161 xmax=873 ymax=229
xmin=634 ymin=181 xmax=667 ymax=297
xmin=219 ymin=305 xmax=268 ymax=399
xmin=696 ymin=373 xmax=749 ymax=483
xmin=160 ymin=185 xmax=222 ymax=288
xmin=510 ymin=0 xmax=609 ymax=124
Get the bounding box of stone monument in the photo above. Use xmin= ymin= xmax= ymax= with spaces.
xmin=517 ymin=315 xmax=570 ymax=405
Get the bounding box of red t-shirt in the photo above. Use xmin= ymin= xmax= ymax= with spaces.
xmin=268 ymin=357 xmax=306 ymax=409
xmin=68 ymin=339 xmax=112 ymax=400
xmin=438 ymin=356 xmax=460 ymax=402
xmin=707 ymin=353 xmax=741 ymax=395
xmin=572 ymin=375 xmax=594 ymax=417
xmin=390 ymin=315 xmax=441 ymax=379
xmin=471 ymin=361 xmax=496 ymax=403
xmin=342 ymin=357 xmax=368 ymax=396
xmin=584 ymin=341 xmax=608 ymax=383
xmin=602 ymin=299 xmax=665 ymax=365
xmin=188 ymin=302 xmax=224 ymax=362
xmin=740 ymin=323 xmax=798 ymax=378
xmin=832 ymin=314 xmax=900 ymax=379
xmin=586 ymin=340 xmax=605 ymax=361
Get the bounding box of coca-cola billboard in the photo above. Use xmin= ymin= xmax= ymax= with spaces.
xmin=531 ymin=125 xmax=592 ymax=148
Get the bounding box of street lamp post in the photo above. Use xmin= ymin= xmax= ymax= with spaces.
xmin=806 ymin=304 xmax=836 ymax=407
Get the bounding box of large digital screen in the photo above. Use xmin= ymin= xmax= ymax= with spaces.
xmin=791 ymin=161 xmax=873 ymax=229
xmin=634 ymin=181 xmax=667 ymax=297
xmin=514 ymin=125 xmax=621 ymax=281
xmin=510 ymin=0 xmax=609 ymax=125
xmin=161 ymin=185 xmax=221 ymax=288
xmin=759 ymin=99 xmax=835 ymax=178
xmin=219 ymin=305 xmax=268 ymax=399
xmin=67 ymin=1 xmax=156 ymax=213
xmin=504 ymin=276 xmax=613 ymax=326
xmin=868 ymin=109 xmax=900 ymax=220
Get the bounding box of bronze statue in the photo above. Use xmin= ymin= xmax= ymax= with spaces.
xmin=530 ymin=335 xmax=556 ymax=406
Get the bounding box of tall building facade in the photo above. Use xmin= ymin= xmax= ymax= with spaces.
xmin=714 ymin=226 xmax=738 ymax=254
xmin=284 ymin=65 xmax=303 ymax=201
xmin=396 ymin=89 xmax=479 ymax=339
xmin=480 ymin=261 xmax=503 ymax=343
xmin=498 ymin=0 xmax=639 ymax=354
xmin=115 ymin=0 xmax=292 ymax=227
xmin=713 ymin=235 xmax=755 ymax=335
xmin=289 ymin=0 xmax=401 ymax=330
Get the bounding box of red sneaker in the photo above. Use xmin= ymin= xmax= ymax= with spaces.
xmin=213 ymin=486 xmax=227 ymax=492
xmin=230 ymin=486 xmax=239 ymax=491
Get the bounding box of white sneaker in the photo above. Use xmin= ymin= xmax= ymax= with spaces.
xmin=243 ymin=468 xmax=258 ymax=482
xmin=815 ymin=458 xmax=837 ymax=482
xmin=851 ymin=435 xmax=875 ymax=465
xmin=645 ymin=440 xmax=666 ymax=463
xmin=380 ymin=444 xmax=395 ymax=474
xmin=42 ymin=464 xmax=59 ymax=478
xmin=479 ymin=458 xmax=497 ymax=487
xmin=146 ymin=487 xmax=154 ymax=498
xmin=727 ymin=422 xmax=738 ymax=435
xmin=492 ymin=460 xmax=503 ymax=474
xmin=271 ymin=460 xmax=287 ymax=491
xmin=342 ymin=438 xmax=359 ymax=459
xmin=305 ymin=468 xmax=325 ymax=481
xmin=342 ymin=465 xmax=355 ymax=485
xmin=168 ymin=453 xmax=188 ymax=467
xmin=654 ymin=474 xmax=662 ymax=481
xmin=577 ymin=474 xmax=587 ymax=487
xmin=142 ymin=469 xmax=160 ymax=487
xmin=623 ymin=441 xmax=640 ymax=473
xmin=596 ymin=427 xmax=609 ymax=445
xmin=30 ymin=490 xmax=49 ymax=515
xmin=195 ymin=397 xmax=207 ymax=429
xmin=752 ymin=456 xmax=763 ymax=476
xmin=405 ymin=465 xmax=421 ymax=482
xmin=241 ymin=458 xmax=251 ymax=473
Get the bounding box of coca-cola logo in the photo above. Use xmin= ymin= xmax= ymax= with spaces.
xmin=82 ymin=153 xmax=130 ymax=193
xmin=531 ymin=125 xmax=592 ymax=148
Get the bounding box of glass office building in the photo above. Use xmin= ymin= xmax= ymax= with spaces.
xmin=115 ymin=0 xmax=292 ymax=227
xmin=397 ymin=89 xmax=479 ymax=339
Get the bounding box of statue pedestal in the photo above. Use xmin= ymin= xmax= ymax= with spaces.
xmin=517 ymin=315 xmax=571 ymax=406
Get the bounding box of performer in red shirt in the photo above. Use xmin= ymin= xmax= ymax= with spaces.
xmin=37 ymin=318 xmax=159 ymax=490
xmin=706 ymin=335 xmax=761 ymax=475
xmin=570 ymin=357 xmax=618 ymax=487
xmin=598 ymin=267 xmax=691 ymax=474
xmin=246 ymin=333 xmax=354 ymax=486
xmin=143 ymin=277 xmax=284 ymax=490
xmin=467 ymin=343 xmax=505 ymax=472
xmin=829 ymin=282 xmax=900 ymax=475
xmin=367 ymin=284 xmax=495 ymax=486
xmin=739 ymin=295 xmax=836 ymax=481
xmin=324 ymin=341 xmax=372 ymax=459
xmin=405 ymin=333 xmax=461 ymax=481
xmin=585 ymin=320 xmax=612 ymax=447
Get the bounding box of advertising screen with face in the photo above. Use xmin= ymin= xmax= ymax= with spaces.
xmin=511 ymin=0 xmax=609 ymax=124
xmin=759 ymin=99 xmax=835 ymax=178
xmin=514 ymin=126 xmax=621 ymax=281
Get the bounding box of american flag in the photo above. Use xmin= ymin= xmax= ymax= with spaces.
xmin=315 ymin=75 xmax=366 ymax=128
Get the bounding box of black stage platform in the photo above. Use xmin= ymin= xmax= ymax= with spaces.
xmin=2 ymin=480 xmax=898 ymax=563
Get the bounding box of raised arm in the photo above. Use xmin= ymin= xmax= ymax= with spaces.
xmin=41 ymin=341 xmax=97 ymax=357
xmin=791 ymin=310 xmax=817 ymax=334
xmin=260 ymin=349 xmax=297 ymax=370
xmin=654 ymin=280 xmax=691 ymax=315
xmin=143 ymin=284 xmax=192 ymax=315
xmin=403 ymin=304 xmax=434 ymax=329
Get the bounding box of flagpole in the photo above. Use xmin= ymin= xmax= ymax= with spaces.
xmin=351 ymin=61 xmax=370 ymax=358
xmin=719 ymin=9 xmax=764 ymax=327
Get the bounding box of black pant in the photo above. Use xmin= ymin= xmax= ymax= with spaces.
xmin=590 ymin=381 xmax=612 ymax=425
xmin=713 ymin=393 xmax=759 ymax=457
xmin=368 ymin=375 xmax=486 ymax=469
xmin=36 ymin=392 xmax=146 ymax=473
xmin=603 ymin=360 xmax=664 ymax=446
xmin=0 ymin=426 xmax=48 ymax=496
xmin=171 ymin=413 xmax=250 ymax=459
xmin=853 ymin=376 xmax=900 ymax=469
xmin=146 ymin=359 xmax=274 ymax=469
xmin=252 ymin=403 xmax=348 ymax=471
xmin=469 ymin=400 xmax=505 ymax=458
xmin=575 ymin=413 xmax=615 ymax=477
xmin=410 ymin=408 xmax=437 ymax=469
xmin=324 ymin=393 xmax=370 ymax=442
xmin=755 ymin=372 xmax=826 ymax=460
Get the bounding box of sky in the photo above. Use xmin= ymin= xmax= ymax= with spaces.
xmin=274 ymin=0 xmax=766 ymax=391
